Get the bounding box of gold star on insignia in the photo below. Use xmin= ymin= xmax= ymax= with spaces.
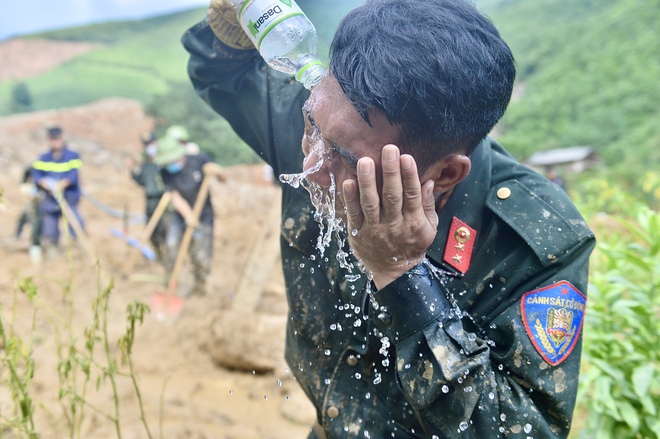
xmin=452 ymin=254 xmax=462 ymax=264
xmin=455 ymin=242 xmax=465 ymax=251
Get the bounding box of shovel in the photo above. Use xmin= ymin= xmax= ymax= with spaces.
xmin=151 ymin=174 xmax=212 ymax=320
xmin=122 ymin=191 xmax=172 ymax=275
xmin=55 ymin=191 xmax=98 ymax=265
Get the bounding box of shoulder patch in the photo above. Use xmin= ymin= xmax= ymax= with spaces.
xmin=521 ymin=281 xmax=586 ymax=366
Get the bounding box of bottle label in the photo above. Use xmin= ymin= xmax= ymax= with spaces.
xmin=238 ymin=0 xmax=304 ymax=49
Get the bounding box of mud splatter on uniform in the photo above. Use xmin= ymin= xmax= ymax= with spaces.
xmin=182 ymin=19 xmax=595 ymax=439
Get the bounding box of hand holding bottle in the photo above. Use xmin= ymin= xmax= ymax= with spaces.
xmin=223 ymin=0 xmax=325 ymax=88
xmin=209 ymin=0 xmax=255 ymax=50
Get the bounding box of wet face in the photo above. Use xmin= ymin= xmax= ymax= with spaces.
xmin=301 ymin=75 xmax=402 ymax=219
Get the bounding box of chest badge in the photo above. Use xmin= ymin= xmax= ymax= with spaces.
xmin=442 ymin=217 xmax=476 ymax=274
xmin=521 ymin=280 xmax=586 ymax=366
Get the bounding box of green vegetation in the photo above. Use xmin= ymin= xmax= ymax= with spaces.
xmin=0 ymin=1 xmax=359 ymax=163
xmin=10 ymin=83 xmax=33 ymax=113
xmin=484 ymin=0 xmax=660 ymax=188
xmin=0 ymin=267 xmax=156 ymax=438
xmin=1 ymin=3 xmax=658 ymax=436
xmin=0 ymin=8 xmax=207 ymax=117
xmin=571 ymin=174 xmax=660 ymax=439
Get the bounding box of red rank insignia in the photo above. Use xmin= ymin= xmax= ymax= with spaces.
xmin=443 ymin=217 xmax=476 ymax=274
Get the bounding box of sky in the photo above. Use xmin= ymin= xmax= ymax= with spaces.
xmin=0 ymin=0 xmax=208 ymax=41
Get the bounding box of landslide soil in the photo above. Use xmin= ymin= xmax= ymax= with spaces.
xmin=0 ymin=98 xmax=316 ymax=438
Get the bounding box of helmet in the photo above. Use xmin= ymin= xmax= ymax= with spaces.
xmin=154 ymin=135 xmax=186 ymax=166
xmin=166 ymin=125 xmax=190 ymax=142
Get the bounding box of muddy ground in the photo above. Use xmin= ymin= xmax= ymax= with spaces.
xmin=0 ymin=98 xmax=316 ymax=438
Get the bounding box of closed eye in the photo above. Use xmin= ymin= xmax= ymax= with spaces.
xmin=330 ymin=143 xmax=359 ymax=172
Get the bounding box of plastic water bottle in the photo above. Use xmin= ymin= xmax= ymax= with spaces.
xmin=229 ymin=0 xmax=325 ymax=89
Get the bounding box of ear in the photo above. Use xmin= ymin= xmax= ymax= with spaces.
xmin=421 ymin=155 xmax=471 ymax=194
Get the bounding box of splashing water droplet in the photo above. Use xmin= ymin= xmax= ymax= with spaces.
xmin=442 ymin=385 xmax=449 ymax=393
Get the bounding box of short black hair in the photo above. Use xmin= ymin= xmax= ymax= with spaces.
xmin=329 ymin=0 xmax=515 ymax=170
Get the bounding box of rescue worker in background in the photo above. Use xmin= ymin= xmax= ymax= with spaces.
xmin=183 ymin=0 xmax=596 ymax=437
xmin=126 ymin=131 xmax=168 ymax=261
xmin=10 ymin=166 xmax=44 ymax=263
xmin=546 ymin=165 xmax=567 ymax=192
xmin=31 ymin=126 xmax=84 ymax=253
xmin=154 ymin=134 xmax=226 ymax=296
xmin=166 ymin=124 xmax=201 ymax=156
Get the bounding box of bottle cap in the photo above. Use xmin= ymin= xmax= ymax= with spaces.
xmin=296 ymin=60 xmax=325 ymax=89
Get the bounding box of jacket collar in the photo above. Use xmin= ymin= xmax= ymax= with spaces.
xmin=427 ymin=138 xmax=492 ymax=274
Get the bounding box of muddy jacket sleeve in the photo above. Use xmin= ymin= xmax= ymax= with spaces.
xmin=182 ymin=17 xmax=309 ymax=176
xmin=371 ymin=231 xmax=595 ymax=438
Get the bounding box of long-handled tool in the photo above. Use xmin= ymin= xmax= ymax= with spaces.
xmin=55 ymin=192 xmax=98 ymax=265
xmin=110 ymin=228 xmax=156 ymax=260
xmin=151 ymin=175 xmax=212 ymax=320
xmin=122 ymin=192 xmax=172 ymax=275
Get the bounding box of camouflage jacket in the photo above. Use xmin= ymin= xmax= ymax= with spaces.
xmin=183 ymin=18 xmax=596 ymax=439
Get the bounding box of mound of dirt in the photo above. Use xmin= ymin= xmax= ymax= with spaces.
xmin=0 ymin=98 xmax=315 ymax=438
xmin=0 ymin=38 xmax=97 ymax=82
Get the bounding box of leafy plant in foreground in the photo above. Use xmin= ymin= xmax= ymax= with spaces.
xmin=577 ymin=207 xmax=660 ymax=438
xmin=0 ymin=266 xmax=156 ymax=438
xmin=0 ymin=278 xmax=39 ymax=438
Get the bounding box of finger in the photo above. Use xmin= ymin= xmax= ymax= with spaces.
xmin=400 ymin=154 xmax=423 ymax=216
xmin=421 ymin=180 xmax=438 ymax=227
xmin=380 ymin=144 xmax=403 ymax=222
xmin=357 ymin=157 xmax=381 ymax=224
xmin=342 ymin=179 xmax=364 ymax=231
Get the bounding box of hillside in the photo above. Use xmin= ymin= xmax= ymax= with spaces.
xmin=0 ymin=8 xmax=208 ymax=116
xmin=0 ymin=1 xmax=359 ymax=117
xmin=1 ymin=0 xmax=657 ymax=185
xmin=485 ymin=0 xmax=659 ymax=185
xmin=0 ymin=1 xmax=361 ymax=165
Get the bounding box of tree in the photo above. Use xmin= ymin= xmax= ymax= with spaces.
xmin=10 ymin=82 xmax=33 ymax=113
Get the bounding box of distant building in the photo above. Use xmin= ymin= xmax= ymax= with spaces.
xmin=524 ymin=146 xmax=599 ymax=174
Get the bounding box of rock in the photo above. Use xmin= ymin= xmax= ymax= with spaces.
xmin=204 ymin=313 xmax=287 ymax=374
